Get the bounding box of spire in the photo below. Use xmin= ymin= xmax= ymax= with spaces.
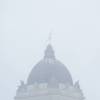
xmin=44 ymin=32 xmax=55 ymax=59
xmin=44 ymin=44 xmax=55 ymax=59
xmin=48 ymin=32 xmax=52 ymax=44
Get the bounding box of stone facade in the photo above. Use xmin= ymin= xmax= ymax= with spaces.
xmin=15 ymin=82 xmax=84 ymax=100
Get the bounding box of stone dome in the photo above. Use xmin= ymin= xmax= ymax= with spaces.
xmin=27 ymin=44 xmax=73 ymax=86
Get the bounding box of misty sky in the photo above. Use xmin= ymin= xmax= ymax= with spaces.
xmin=0 ymin=0 xmax=100 ymax=100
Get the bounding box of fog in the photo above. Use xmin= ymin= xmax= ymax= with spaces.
xmin=0 ymin=0 xmax=100 ymax=100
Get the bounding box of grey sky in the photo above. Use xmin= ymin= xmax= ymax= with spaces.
xmin=0 ymin=0 xmax=100 ymax=100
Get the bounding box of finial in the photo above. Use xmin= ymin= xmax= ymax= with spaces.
xmin=44 ymin=30 xmax=55 ymax=59
xmin=48 ymin=32 xmax=52 ymax=44
xmin=74 ymin=80 xmax=80 ymax=89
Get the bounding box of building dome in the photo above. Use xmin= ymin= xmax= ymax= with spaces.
xmin=27 ymin=44 xmax=73 ymax=86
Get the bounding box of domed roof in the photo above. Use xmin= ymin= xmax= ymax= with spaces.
xmin=27 ymin=44 xmax=73 ymax=86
